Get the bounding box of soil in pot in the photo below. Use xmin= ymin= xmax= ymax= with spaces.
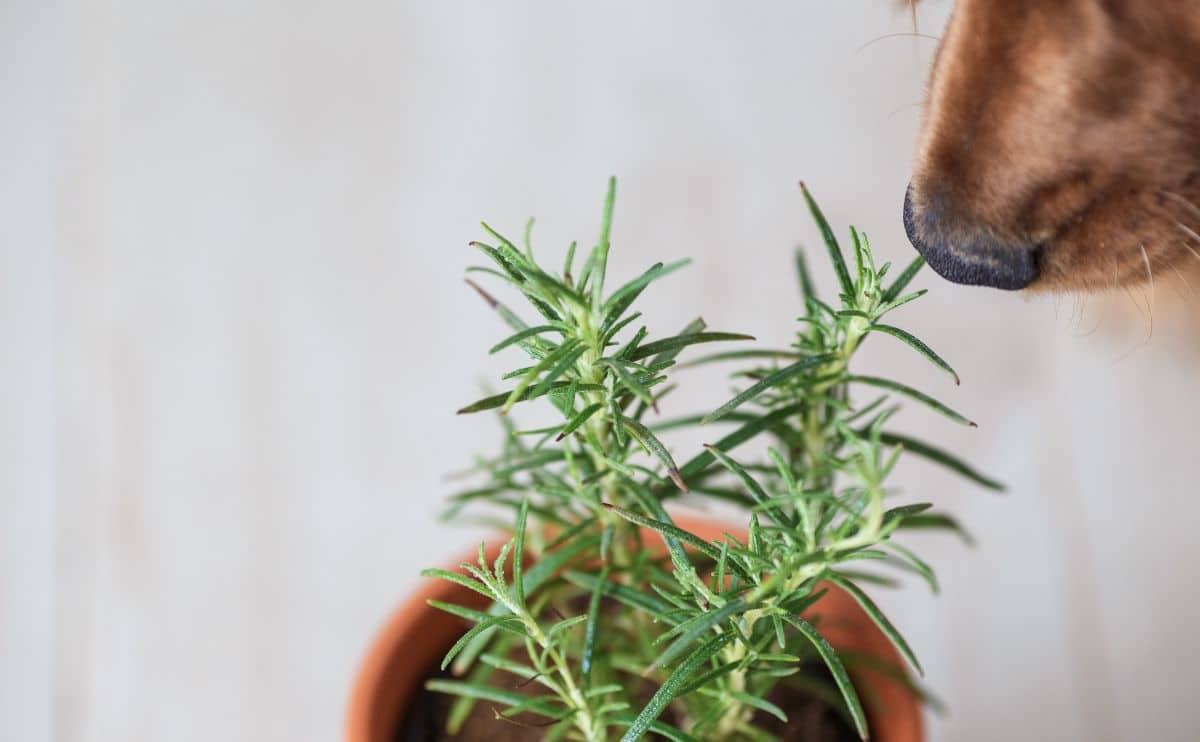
xmin=395 ymin=660 xmax=858 ymax=742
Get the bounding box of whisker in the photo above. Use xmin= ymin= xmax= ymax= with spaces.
xmin=1120 ymin=281 xmax=1147 ymax=322
xmin=1139 ymin=242 xmax=1155 ymax=303
xmin=1114 ymin=284 xmax=1153 ymax=363
xmin=1075 ymin=318 xmax=1102 ymax=337
xmin=1163 ymin=190 xmax=1200 ymax=220
xmin=1069 ymin=299 xmax=1102 ymax=337
xmin=1139 ymin=242 xmax=1156 ymax=338
xmin=1073 ymin=294 xmax=1094 ymax=334
xmin=1169 ymin=263 xmax=1194 ymax=299
xmin=1107 ymin=261 xmax=1121 ymax=295
xmin=1074 ymin=294 xmax=1090 ymax=332
xmin=1176 ymin=221 xmax=1200 ymax=254
xmin=1109 ymin=244 xmax=1157 ymax=362
xmin=887 ymin=101 xmax=926 ymax=119
xmin=855 ymin=32 xmax=941 ymax=53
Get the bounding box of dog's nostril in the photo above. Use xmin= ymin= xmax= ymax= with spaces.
xmin=902 ymin=185 xmax=1039 ymax=291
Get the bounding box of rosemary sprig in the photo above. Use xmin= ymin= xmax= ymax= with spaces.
xmin=423 ymin=180 xmax=999 ymax=741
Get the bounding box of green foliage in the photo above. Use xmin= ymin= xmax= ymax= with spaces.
xmin=421 ymin=179 xmax=1000 ymax=740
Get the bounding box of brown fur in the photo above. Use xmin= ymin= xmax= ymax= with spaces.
xmin=907 ymin=0 xmax=1200 ymax=292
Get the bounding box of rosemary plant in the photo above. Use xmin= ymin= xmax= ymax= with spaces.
xmin=423 ymin=179 xmax=1000 ymax=741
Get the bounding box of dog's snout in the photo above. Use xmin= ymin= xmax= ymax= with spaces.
xmin=903 ymin=185 xmax=1040 ymax=291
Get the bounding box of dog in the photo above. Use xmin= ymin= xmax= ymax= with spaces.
xmin=903 ymin=0 xmax=1200 ymax=293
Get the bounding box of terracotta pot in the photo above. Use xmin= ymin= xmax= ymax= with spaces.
xmin=346 ymin=515 xmax=924 ymax=741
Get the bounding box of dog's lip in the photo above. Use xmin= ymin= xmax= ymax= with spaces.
xmin=903 ymin=186 xmax=1040 ymax=290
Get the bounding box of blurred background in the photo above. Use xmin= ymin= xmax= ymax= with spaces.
xmin=5 ymin=1 xmax=1200 ymax=740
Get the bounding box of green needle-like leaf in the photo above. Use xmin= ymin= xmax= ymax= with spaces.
xmin=505 ymin=341 xmax=582 ymax=412
xmin=627 ymin=332 xmax=755 ymax=362
xmin=648 ymin=317 xmax=706 ymax=367
xmin=874 ymin=430 xmax=1004 ymax=491
xmin=850 ymin=226 xmax=866 ymax=288
xmin=886 ymin=541 xmax=940 ymax=594
xmin=621 ymin=634 xmax=731 ymax=742
xmin=611 ymin=714 xmax=700 ymax=742
xmin=703 ymin=445 xmax=794 ymax=529
xmin=728 ymin=690 xmax=788 ymax=724
xmin=473 ymin=241 xmax=527 ymax=285
xmin=420 ymin=568 xmax=498 ymax=601
xmin=441 ymin=614 xmax=523 ymax=670
xmin=676 ymin=349 xmax=802 ymax=368
xmin=601 ymin=359 xmax=658 ymax=411
xmin=847 ymin=375 xmax=976 ymax=426
xmin=600 ymin=310 xmax=644 ymax=347
xmin=581 ymin=566 xmax=609 ymax=688
xmin=880 ymin=502 xmax=934 ymax=532
xmin=517 ymin=532 xmax=603 ymax=598
xmin=614 ymin=326 xmax=648 ymax=361
xmin=456 ymin=382 xmax=604 ymax=415
xmin=591 ymin=176 xmax=617 ymax=310
xmin=478 ymin=653 xmax=544 ymax=684
xmin=479 ymin=222 xmax=520 ymax=255
xmin=882 ymin=255 xmax=926 ymax=303
xmin=464 ymin=279 xmax=531 ymax=334
xmin=556 ymin=402 xmax=604 ymax=441
xmin=563 ymin=570 xmax=677 ymax=616
xmin=601 ymin=259 xmax=691 ymax=329
xmin=523 ymin=217 xmax=536 ymax=260
xmin=800 ymin=182 xmax=853 ymax=297
xmin=617 ymin=416 xmax=687 ymax=491
xmin=896 ymin=512 xmax=977 ymax=544
xmin=676 ymin=403 xmax=802 ymax=481
xmin=427 ymin=599 xmax=498 ymax=625
xmin=876 ymin=289 xmax=927 ymax=315
xmin=489 ymin=325 xmax=564 ymax=355
xmin=426 ymin=679 xmax=564 ymax=719
xmin=827 ymin=572 xmax=923 ymax=677
xmin=651 ymin=598 xmax=746 ymax=672
xmin=528 ymin=344 xmax=589 ymax=401
xmin=795 ymin=248 xmax=817 ymax=301
xmin=703 ymin=354 xmax=836 ymax=424
xmin=869 ymin=324 xmax=960 ymax=385
xmin=782 ymin=615 xmax=868 ymax=740
xmin=513 ymin=498 xmax=528 ymax=608
xmin=546 ymin=614 xmax=588 ymax=640
xmin=563 ymin=240 xmax=577 ymax=281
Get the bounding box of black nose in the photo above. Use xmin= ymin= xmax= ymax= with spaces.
xmin=903 ymin=185 xmax=1039 ymax=290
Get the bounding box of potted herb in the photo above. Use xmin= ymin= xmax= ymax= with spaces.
xmin=347 ymin=180 xmax=1000 ymax=741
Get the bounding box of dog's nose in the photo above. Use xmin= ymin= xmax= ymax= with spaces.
xmin=903 ymin=185 xmax=1039 ymax=290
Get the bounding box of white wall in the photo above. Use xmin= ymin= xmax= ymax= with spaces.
xmin=5 ymin=1 xmax=1200 ymax=740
